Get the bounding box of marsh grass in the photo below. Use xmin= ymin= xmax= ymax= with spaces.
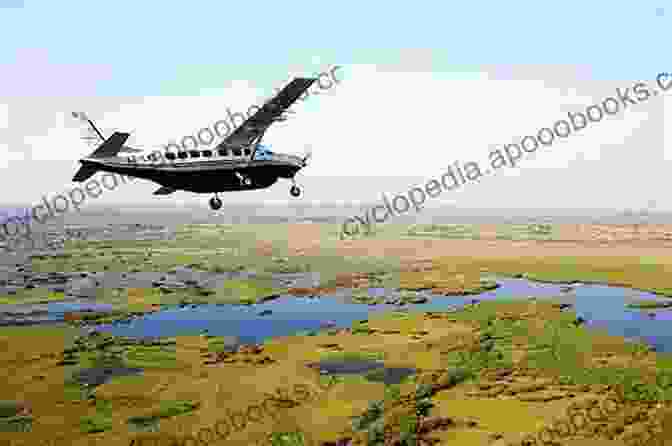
xmin=126 ymin=400 xmax=199 ymax=428
xmin=352 ymin=320 xmax=375 ymax=335
xmin=0 ymin=401 xmax=32 ymax=433
xmin=80 ymin=399 xmax=114 ymax=433
xmin=123 ymin=345 xmax=179 ymax=369
xmin=0 ymin=289 xmax=68 ymax=304
xmin=34 ymin=224 xmax=407 ymax=291
xmin=445 ymin=299 xmax=672 ymax=401
xmin=319 ymin=351 xmax=386 ymax=362
xmin=495 ymin=223 xmax=556 ymax=241
xmin=0 ymin=415 xmax=32 ymax=432
xmin=433 ymin=256 xmax=672 ymax=297
xmin=351 ymin=383 xmax=437 ymax=446
xmin=626 ymin=300 xmax=672 ymax=309
xmin=405 ymin=223 xmax=480 ymax=240
xmin=203 ymin=278 xmax=284 ymax=304
xmin=206 ymin=337 xmax=235 ymax=353
xmin=268 ymin=431 xmax=309 ymax=446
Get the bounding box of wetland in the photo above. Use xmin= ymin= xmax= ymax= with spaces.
xmin=2 ymin=222 xmax=672 ymax=445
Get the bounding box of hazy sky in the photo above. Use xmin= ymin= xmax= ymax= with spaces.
xmin=0 ymin=2 xmax=670 ymax=213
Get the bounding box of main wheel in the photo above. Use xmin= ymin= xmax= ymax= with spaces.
xmin=243 ymin=177 xmax=252 ymax=186
xmin=290 ymin=185 xmax=301 ymax=197
xmin=209 ymin=196 xmax=223 ymax=210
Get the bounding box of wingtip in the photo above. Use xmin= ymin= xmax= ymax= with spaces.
xmin=293 ymin=77 xmax=318 ymax=83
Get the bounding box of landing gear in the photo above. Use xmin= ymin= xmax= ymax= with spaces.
xmin=290 ymin=185 xmax=301 ymax=197
xmin=209 ymin=195 xmax=222 ymax=210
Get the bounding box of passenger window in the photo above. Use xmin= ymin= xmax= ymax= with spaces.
xmin=202 ymin=150 xmax=212 ymax=157
xmin=232 ymin=148 xmax=242 ymax=156
xmin=218 ymin=148 xmax=229 ymax=156
xmin=189 ymin=150 xmax=200 ymax=158
xmin=166 ymin=153 xmax=176 ymax=161
xmin=177 ymin=152 xmax=188 ymax=159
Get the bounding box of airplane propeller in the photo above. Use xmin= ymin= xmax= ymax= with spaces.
xmin=301 ymin=144 xmax=313 ymax=166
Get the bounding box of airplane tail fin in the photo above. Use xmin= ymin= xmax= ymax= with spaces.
xmin=72 ymin=111 xmax=143 ymax=153
xmin=88 ymin=131 xmax=130 ymax=159
xmin=72 ymin=131 xmax=130 ymax=182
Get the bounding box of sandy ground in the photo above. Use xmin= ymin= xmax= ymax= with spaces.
xmin=284 ymin=223 xmax=672 ymax=261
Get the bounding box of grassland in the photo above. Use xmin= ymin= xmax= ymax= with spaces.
xmin=2 ymin=222 xmax=672 ymax=444
xmin=24 ymin=223 xmax=672 ymax=302
xmin=2 ymin=298 xmax=671 ymax=445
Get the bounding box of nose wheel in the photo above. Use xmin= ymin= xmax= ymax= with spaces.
xmin=209 ymin=196 xmax=222 ymax=210
xmin=290 ymin=185 xmax=301 ymax=197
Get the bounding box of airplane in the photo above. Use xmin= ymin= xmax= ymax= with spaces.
xmin=71 ymin=77 xmax=316 ymax=210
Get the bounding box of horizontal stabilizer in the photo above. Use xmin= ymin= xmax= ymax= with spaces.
xmin=89 ymin=132 xmax=130 ymax=159
xmin=153 ymin=186 xmax=176 ymax=195
xmin=72 ymin=163 xmax=99 ymax=182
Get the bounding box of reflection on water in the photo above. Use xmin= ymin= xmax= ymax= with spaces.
xmin=91 ymin=277 xmax=672 ymax=353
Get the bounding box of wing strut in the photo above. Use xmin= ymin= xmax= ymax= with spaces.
xmin=248 ymin=134 xmax=264 ymax=161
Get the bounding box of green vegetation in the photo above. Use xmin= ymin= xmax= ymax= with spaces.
xmin=123 ymin=344 xmax=179 ymax=370
xmin=351 ymin=383 xmax=437 ymax=446
xmin=0 ymin=415 xmax=32 ymax=432
xmin=268 ymin=431 xmax=310 ymax=446
xmin=352 ymin=319 xmax=374 ymax=335
xmin=495 ymin=223 xmax=555 ymax=241
xmin=0 ymin=289 xmax=68 ymax=304
xmin=318 ymin=374 xmax=345 ymax=389
xmin=433 ymin=256 xmax=672 ymax=297
xmin=0 ymin=401 xmax=24 ymax=418
xmin=319 ymin=351 xmax=386 ymax=362
xmin=0 ymin=401 xmax=33 ymax=433
xmin=206 ymin=336 xmax=235 ymax=353
xmin=202 ymin=278 xmax=284 ymax=304
xmin=293 ymin=329 xmax=320 ymax=336
xmin=126 ymin=400 xmax=200 ymax=428
xmin=27 ymin=224 xmax=672 ymax=302
xmin=406 ymin=223 xmax=480 ymax=239
xmin=32 ymin=224 xmax=407 ymax=294
xmin=626 ymin=300 xmax=672 ymax=309
xmin=444 ymin=299 xmax=672 ymax=402
xmin=80 ymin=399 xmax=114 ymax=433
xmin=56 ymin=331 xmax=181 ymax=375
xmin=351 ymin=400 xmax=385 ymax=444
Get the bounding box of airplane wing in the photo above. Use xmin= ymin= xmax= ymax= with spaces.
xmin=218 ymin=77 xmax=317 ymax=148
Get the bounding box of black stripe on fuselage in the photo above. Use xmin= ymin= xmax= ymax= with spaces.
xmin=99 ymin=159 xmax=299 ymax=170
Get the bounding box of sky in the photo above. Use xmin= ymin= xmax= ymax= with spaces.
xmin=0 ymin=1 xmax=670 ymax=213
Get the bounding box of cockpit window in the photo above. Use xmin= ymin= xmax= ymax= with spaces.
xmin=253 ymin=147 xmax=273 ymax=160
xmin=232 ymin=148 xmax=242 ymax=156
xmin=243 ymin=148 xmax=251 ymax=156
